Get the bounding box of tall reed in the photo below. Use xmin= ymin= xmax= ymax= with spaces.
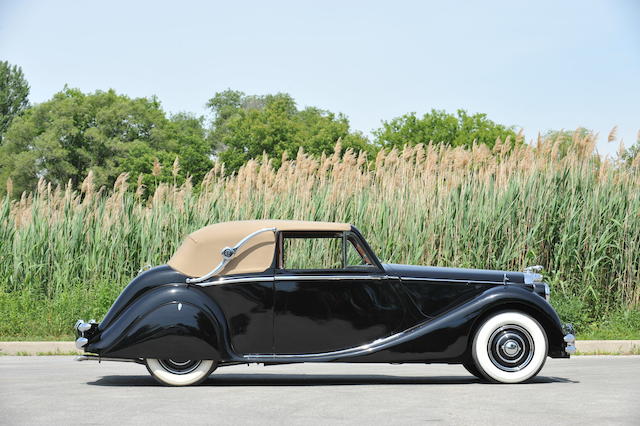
xmin=1 ymin=133 xmax=639 ymax=337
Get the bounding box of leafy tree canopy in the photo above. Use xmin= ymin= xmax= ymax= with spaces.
xmin=207 ymin=90 xmax=371 ymax=171
xmin=373 ymin=109 xmax=517 ymax=149
xmin=0 ymin=88 xmax=211 ymax=196
xmin=0 ymin=61 xmax=30 ymax=142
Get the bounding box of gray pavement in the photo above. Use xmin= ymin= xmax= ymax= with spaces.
xmin=0 ymin=356 xmax=638 ymax=425
xmin=3 ymin=339 xmax=640 ymax=355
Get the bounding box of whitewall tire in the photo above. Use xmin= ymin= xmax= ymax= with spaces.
xmin=145 ymin=358 xmax=217 ymax=386
xmin=471 ymin=311 xmax=547 ymax=384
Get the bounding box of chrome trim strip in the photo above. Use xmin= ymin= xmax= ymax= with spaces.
xmin=197 ymin=276 xmax=275 ymax=287
xmin=276 ymin=275 xmax=391 ymax=281
xmin=241 ymin=312 xmax=453 ymax=362
xmin=186 ymin=227 xmax=277 ymax=284
xmin=195 ymin=274 xmax=512 ymax=286
xmin=243 ymin=331 xmax=406 ymax=362
xmin=400 ymin=276 xmax=505 ymax=285
xmin=197 ymin=274 xmax=395 ymax=286
xmin=76 ymin=355 xmax=141 ymax=363
xmin=197 ymin=274 xmax=514 ymax=286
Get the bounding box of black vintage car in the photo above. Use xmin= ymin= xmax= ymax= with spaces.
xmin=75 ymin=220 xmax=575 ymax=386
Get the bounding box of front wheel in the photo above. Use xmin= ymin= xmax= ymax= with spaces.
xmin=145 ymin=358 xmax=217 ymax=386
xmin=471 ymin=311 xmax=548 ymax=384
xmin=462 ymin=360 xmax=483 ymax=380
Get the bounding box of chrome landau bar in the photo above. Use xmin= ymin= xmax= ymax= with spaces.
xmin=186 ymin=227 xmax=278 ymax=284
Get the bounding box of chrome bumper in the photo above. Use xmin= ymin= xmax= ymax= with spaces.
xmin=563 ymin=323 xmax=576 ymax=354
xmin=74 ymin=319 xmax=97 ymax=349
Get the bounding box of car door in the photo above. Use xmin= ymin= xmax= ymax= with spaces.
xmin=274 ymin=231 xmax=405 ymax=355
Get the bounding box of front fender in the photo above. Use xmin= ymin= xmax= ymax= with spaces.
xmin=471 ymin=285 xmax=566 ymax=358
xmin=351 ymin=285 xmax=566 ymax=363
xmin=86 ymin=284 xmax=231 ymax=360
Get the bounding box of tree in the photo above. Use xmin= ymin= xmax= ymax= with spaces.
xmin=0 ymin=61 xmax=30 ymax=142
xmin=207 ymin=90 xmax=371 ymax=171
xmin=0 ymin=88 xmax=211 ymax=196
xmin=373 ymin=109 xmax=517 ymax=149
xmin=124 ymin=113 xmax=213 ymax=191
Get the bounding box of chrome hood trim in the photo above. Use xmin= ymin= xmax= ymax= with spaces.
xmin=382 ymin=263 xmax=526 ymax=284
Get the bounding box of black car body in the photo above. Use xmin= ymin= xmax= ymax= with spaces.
xmin=75 ymin=220 xmax=575 ymax=385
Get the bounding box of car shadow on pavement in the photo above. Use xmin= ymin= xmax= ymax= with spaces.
xmin=88 ymin=374 xmax=578 ymax=387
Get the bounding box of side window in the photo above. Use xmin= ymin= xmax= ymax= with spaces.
xmin=345 ymin=235 xmax=372 ymax=268
xmin=283 ymin=235 xmax=343 ymax=270
xmin=281 ymin=232 xmax=374 ymax=270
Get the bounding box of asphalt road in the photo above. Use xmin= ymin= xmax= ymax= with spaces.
xmin=0 ymin=356 xmax=638 ymax=425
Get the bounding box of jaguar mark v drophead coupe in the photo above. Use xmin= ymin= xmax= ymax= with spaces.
xmin=75 ymin=220 xmax=575 ymax=385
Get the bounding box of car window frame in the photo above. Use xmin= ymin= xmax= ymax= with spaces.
xmin=276 ymin=230 xmax=383 ymax=274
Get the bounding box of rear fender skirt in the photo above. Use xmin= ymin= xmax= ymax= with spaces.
xmin=240 ymin=285 xmax=564 ymax=363
xmin=86 ymin=285 xmax=231 ymax=360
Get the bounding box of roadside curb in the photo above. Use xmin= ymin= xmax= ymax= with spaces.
xmin=0 ymin=342 xmax=81 ymax=355
xmin=575 ymin=340 xmax=640 ymax=355
xmin=1 ymin=340 xmax=639 ymax=356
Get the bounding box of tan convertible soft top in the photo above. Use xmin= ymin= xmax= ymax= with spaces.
xmin=168 ymin=220 xmax=351 ymax=278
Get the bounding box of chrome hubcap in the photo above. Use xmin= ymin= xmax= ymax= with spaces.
xmin=158 ymin=359 xmax=201 ymax=375
xmin=488 ymin=325 xmax=534 ymax=372
xmin=502 ymin=340 xmax=520 ymax=356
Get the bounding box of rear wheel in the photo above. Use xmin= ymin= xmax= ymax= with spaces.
xmin=145 ymin=358 xmax=217 ymax=386
xmin=471 ymin=311 xmax=547 ymax=384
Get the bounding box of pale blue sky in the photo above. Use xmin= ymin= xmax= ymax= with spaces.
xmin=1 ymin=0 xmax=638 ymax=156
